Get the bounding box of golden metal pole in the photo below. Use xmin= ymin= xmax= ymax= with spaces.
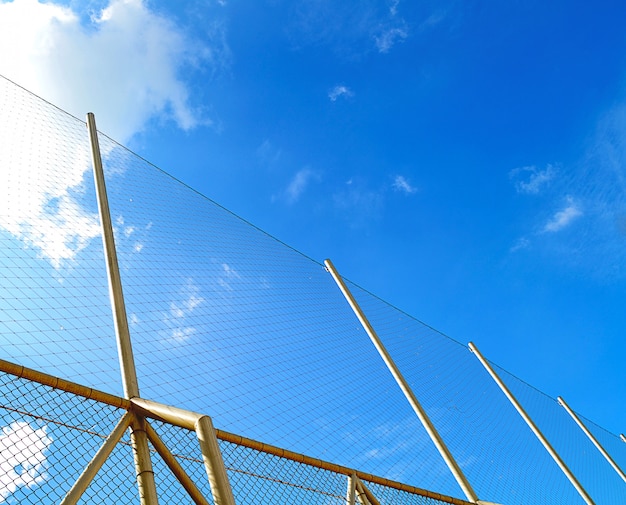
xmin=60 ymin=412 xmax=134 ymax=505
xmin=144 ymin=421 xmax=211 ymax=505
xmin=87 ymin=113 xmax=159 ymax=505
xmin=558 ymin=396 xmax=626 ymax=483
xmin=196 ymin=416 xmax=237 ymax=505
xmin=346 ymin=473 xmax=357 ymax=505
xmin=356 ymin=478 xmax=382 ymax=505
xmin=469 ymin=342 xmax=595 ymax=505
xmin=325 ymin=259 xmax=480 ymax=503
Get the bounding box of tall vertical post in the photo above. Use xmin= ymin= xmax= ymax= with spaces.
xmin=324 ymin=259 xmax=479 ymax=504
xmin=195 ymin=416 xmax=237 ymax=505
xmin=87 ymin=113 xmax=159 ymax=505
xmin=557 ymin=396 xmax=626 ymax=483
xmin=468 ymin=342 xmax=595 ymax=505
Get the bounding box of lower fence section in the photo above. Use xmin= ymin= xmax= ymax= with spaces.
xmin=0 ymin=360 xmax=470 ymax=505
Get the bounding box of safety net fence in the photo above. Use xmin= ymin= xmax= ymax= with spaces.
xmin=1 ymin=73 xmax=625 ymax=504
xmin=0 ymin=359 xmax=470 ymax=505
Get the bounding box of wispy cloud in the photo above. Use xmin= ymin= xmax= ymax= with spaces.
xmin=392 ymin=175 xmax=417 ymax=194
xmin=510 ymin=164 xmax=556 ymax=195
xmin=0 ymin=422 xmax=52 ymax=502
xmin=285 ymin=168 xmax=318 ymax=204
xmin=256 ymin=139 xmax=283 ymax=167
xmin=217 ymin=262 xmax=241 ymax=292
xmin=0 ymin=94 xmax=100 ymax=268
xmin=510 ymin=237 xmax=530 ymax=253
xmin=328 ymin=84 xmax=353 ymax=101
xmin=543 ymin=197 xmax=582 ymax=233
xmin=165 ymin=279 xmax=204 ymax=343
xmin=334 ymin=179 xmax=384 ymax=227
xmin=374 ymin=24 xmax=408 ymax=53
xmin=288 ymin=1 xmax=410 ymax=57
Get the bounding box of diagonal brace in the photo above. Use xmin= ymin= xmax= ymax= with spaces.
xmin=60 ymin=412 xmax=134 ymax=505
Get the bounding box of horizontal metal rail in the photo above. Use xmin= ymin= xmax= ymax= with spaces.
xmin=0 ymin=357 xmax=473 ymax=505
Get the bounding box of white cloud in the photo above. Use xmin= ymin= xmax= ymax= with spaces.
xmin=286 ymin=168 xmax=316 ymax=204
xmin=388 ymin=0 xmax=400 ymax=17
xmin=392 ymin=175 xmax=417 ymax=194
xmin=374 ymin=25 xmax=408 ymax=53
xmin=0 ymin=0 xmax=212 ymax=142
xmin=510 ymin=237 xmax=531 ymax=253
xmin=543 ymin=197 xmax=582 ymax=232
xmin=333 ymin=180 xmax=384 ymax=227
xmin=0 ymin=87 xmax=101 ymax=268
xmin=165 ymin=279 xmax=204 ymax=343
xmin=0 ymin=422 xmax=53 ymax=502
xmin=510 ymin=164 xmax=556 ymax=195
xmin=328 ymin=84 xmax=353 ymax=102
xmin=0 ymin=0 xmax=216 ymax=269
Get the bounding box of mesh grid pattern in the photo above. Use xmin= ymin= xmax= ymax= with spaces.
xmin=0 ymin=368 xmax=469 ymax=505
xmin=0 ymin=371 xmax=137 ymax=504
xmin=2 ymin=72 xmax=626 ymax=505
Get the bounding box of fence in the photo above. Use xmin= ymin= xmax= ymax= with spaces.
xmin=1 ymin=72 xmax=626 ymax=504
xmin=0 ymin=357 xmax=470 ymax=505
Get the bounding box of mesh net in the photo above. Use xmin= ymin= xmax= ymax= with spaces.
xmin=1 ymin=73 xmax=625 ymax=505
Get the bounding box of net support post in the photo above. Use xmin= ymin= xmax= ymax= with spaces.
xmin=87 ymin=112 xmax=159 ymax=505
xmin=195 ymin=415 xmax=237 ymax=505
xmin=145 ymin=421 xmax=211 ymax=505
xmin=557 ymin=396 xmax=626 ymax=483
xmin=60 ymin=412 xmax=134 ymax=505
xmin=346 ymin=473 xmax=357 ymax=505
xmin=324 ymin=259 xmax=480 ymax=504
xmin=468 ymin=342 xmax=595 ymax=505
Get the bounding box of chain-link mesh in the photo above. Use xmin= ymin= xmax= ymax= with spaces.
xmin=0 ymin=370 xmax=136 ymax=504
xmin=0 ymin=365 xmax=471 ymax=505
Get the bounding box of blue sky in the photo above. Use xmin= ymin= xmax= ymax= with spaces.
xmin=0 ymin=0 xmax=625 ymax=495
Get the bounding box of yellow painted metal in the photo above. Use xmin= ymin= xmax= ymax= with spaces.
xmin=469 ymin=342 xmax=595 ymax=505
xmin=144 ymin=421 xmax=211 ymax=505
xmin=196 ymin=415 xmax=237 ymax=505
xmin=346 ymin=473 xmax=357 ymax=505
xmin=87 ymin=112 xmax=139 ymax=400
xmin=558 ymin=396 xmax=626 ymax=483
xmin=0 ymin=358 xmax=129 ymax=409
xmin=132 ymin=397 xmax=201 ymax=430
xmin=325 ymin=258 xmax=480 ymax=504
xmin=356 ymin=478 xmax=381 ymax=505
xmin=130 ymin=416 xmax=160 ymax=505
xmin=87 ymin=113 xmax=158 ymax=505
xmin=60 ymin=412 xmax=134 ymax=505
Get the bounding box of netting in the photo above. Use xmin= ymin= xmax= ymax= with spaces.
xmin=1 ymin=72 xmax=625 ymax=504
xmin=0 ymin=371 xmax=137 ymax=504
xmin=0 ymin=366 xmax=468 ymax=505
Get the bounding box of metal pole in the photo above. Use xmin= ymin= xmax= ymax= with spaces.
xmin=144 ymin=421 xmax=211 ymax=505
xmin=558 ymin=396 xmax=626 ymax=483
xmin=87 ymin=112 xmax=139 ymax=400
xmin=324 ymin=259 xmax=479 ymax=504
xmin=346 ymin=473 xmax=357 ymax=505
xmin=60 ymin=412 xmax=134 ymax=505
xmin=357 ymin=478 xmax=382 ymax=505
xmin=196 ymin=415 xmax=237 ymax=505
xmin=468 ymin=342 xmax=595 ymax=505
xmin=621 ymin=434 xmax=626 ymax=443
xmin=87 ymin=113 xmax=159 ymax=505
